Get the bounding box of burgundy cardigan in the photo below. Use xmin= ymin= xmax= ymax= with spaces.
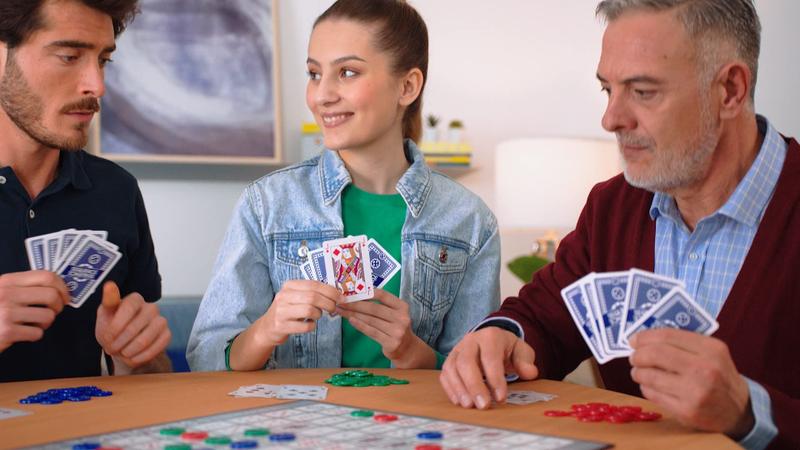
xmin=495 ymin=136 xmax=799 ymax=449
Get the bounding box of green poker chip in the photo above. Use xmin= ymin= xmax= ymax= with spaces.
xmin=326 ymin=370 xmax=410 ymax=387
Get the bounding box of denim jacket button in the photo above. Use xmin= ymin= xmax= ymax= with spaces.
xmin=439 ymin=246 xmax=448 ymax=264
xmin=297 ymin=240 xmax=309 ymax=258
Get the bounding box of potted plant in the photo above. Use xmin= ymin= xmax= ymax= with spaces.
xmin=447 ymin=119 xmax=464 ymax=143
xmin=422 ymin=115 xmax=440 ymax=143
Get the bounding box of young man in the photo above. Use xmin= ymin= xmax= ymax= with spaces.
xmin=0 ymin=0 xmax=171 ymax=381
xmin=440 ymin=1 xmax=797 ymax=449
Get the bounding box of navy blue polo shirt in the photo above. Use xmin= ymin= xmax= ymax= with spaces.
xmin=0 ymin=150 xmax=161 ymax=382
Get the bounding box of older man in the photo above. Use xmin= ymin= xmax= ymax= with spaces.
xmin=0 ymin=0 xmax=171 ymax=380
xmin=440 ymin=1 xmax=797 ymax=449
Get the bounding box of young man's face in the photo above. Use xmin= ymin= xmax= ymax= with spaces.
xmin=0 ymin=0 xmax=116 ymax=151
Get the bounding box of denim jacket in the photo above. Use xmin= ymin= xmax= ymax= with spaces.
xmin=187 ymin=141 xmax=500 ymax=370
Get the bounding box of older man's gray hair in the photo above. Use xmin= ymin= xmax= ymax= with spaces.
xmin=596 ymin=0 xmax=761 ymax=102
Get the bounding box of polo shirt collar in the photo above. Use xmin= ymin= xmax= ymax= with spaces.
xmin=57 ymin=150 xmax=92 ymax=191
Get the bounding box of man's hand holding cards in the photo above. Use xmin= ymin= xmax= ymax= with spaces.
xmin=24 ymin=229 xmax=121 ymax=308
xmin=561 ymin=268 xmax=719 ymax=364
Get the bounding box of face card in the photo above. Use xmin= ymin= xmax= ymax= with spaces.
xmin=367 ymin=238 xmax=400 ymax=288
xmin=560 ymin=281 xmax=610 ymax=364
xmin=505 ymin=390 xmax=557 ymax=405
xmin=590 ymin=272 xmax=630 ymax=354
xmin=323 ymin=236 xmax=374 ymax=302
xmin=619 ymin=269 xmax=685 ymax=346
xmin=56 ymin=236 xmax=122 ymax=308
xmin=276 ymin=385 xmax=328 ymax=400
xmin=624 ymin=286 xmax=719 ymax=340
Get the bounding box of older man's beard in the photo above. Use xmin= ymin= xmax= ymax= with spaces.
xmin=0 ymin=52 xmax=98 ymax=151
xmin=619 ymin=102 xmax=719 ymax=193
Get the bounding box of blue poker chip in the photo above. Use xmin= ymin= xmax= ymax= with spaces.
xmin=67 ymin=396 xmax=91 ymax=402
xmin=92 ymin=390 xmax=112 ymax=397
xmin=40 ymin=398 xmax=63 ymax=405
xmin=268 ymin=433 xmax=296 ymax=442
xmin=72 ymin=443 xmax=101 ymax=450
xmin=417 ymin=431 xmax=444 ymax=440
xmin=230 ymin=440 xmax=259 ymax=449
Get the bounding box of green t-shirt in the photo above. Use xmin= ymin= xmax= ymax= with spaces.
xmin=341 ymin=184 xmax=406 ymax=368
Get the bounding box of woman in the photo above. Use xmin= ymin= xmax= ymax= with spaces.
xmin=187 ymin=0 xmax=499 ymax=371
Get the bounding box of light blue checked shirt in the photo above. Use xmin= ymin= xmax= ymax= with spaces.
xmin=650 ymin=115 xmax=784 ymax=450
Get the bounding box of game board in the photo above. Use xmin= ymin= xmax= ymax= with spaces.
xmin=28 ymin=401 xmax=611 ymax=449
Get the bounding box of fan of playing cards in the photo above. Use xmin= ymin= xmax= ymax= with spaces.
xmin=300 ymin=235 xmax=400 ymax=303
xmin=561 ymin=268 xmax=719 ymax=364
xmin=25 ymin=229 xmax=121 ymax=308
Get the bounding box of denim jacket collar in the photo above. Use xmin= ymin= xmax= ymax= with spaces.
xmin=317 ymin=139 xmax=432 ymax=218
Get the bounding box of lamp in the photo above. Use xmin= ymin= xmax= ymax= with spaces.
xmin=495 ymin=138 xmax=621 ymax=282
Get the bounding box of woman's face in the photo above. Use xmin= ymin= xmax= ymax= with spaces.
xmin=306 ymin=19 xmax=406 ymax=152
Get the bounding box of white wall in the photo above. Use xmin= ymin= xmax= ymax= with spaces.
xmin=131 ymin=1 xmax=800 ymax=297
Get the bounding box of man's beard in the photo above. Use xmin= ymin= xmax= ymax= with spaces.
xmin=0 ymin=52 xmax=99 ymax=151
xmin=619 ymin=100 xmax=719 ymax=193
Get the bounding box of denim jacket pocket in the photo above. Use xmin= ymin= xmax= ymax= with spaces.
xmin=412 ymin=239 xmax=469 ymax=312
xmin=272 ymin=234 xmax=334 ymax=288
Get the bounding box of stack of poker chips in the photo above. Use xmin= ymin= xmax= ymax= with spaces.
xmin=19 ymin=385 xmax=112 ymax=405
xmin=325 ymin=370 xmax=409 ymax=387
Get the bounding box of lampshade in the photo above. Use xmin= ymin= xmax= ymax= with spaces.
xmin=495 ymin=138 xmax=621 ymax=229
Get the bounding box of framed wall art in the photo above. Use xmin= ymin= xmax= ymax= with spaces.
xmin=93 ymin=0 xmax=282 ymax=164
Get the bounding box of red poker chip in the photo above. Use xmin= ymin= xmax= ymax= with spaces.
xmin=578 ymin=415 xmax=605 ymax=422
xmin=638 ymin=411 xmax=662 ymax=421
xmin=606 ymin=413 xmax=634 ymax=424
xmin=619 ymin=406 xmax=642 ymax=414
xmin=374 ymin=414 xmax=399 ymax=423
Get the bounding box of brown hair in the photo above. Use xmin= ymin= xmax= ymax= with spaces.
xmin=0 ymin=0 xmax=140 ymax=48
xmin=314 ymin=0 xmax=428 ymax=143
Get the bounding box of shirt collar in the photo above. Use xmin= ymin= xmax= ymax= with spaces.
xmin=317 ymin=139 xmax=432 ymax=217
xmin=650 ymin=115 xmax=787 ymax=228
xmin=57 ymin=150 xmax=93 ymax=191
xmin=0 ymin=150 xmax=92 ymax=195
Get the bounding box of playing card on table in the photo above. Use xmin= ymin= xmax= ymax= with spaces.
xmin=367 ymin=238 xmax=400 ymax=288
xmin=276 ymin=385 xmax=328 ymax=400
xmin=619 ymin=269 xmax=685 ymax=346
xmin=323 ymin=235 xmax=374 ymax=302
xmin=55 ymin=236 xmax=121 ymax=308
xmin=505 ymin=390 xmax=557 ymax=405
xmin=623 ymin=286 xmax=719 ymax=341
xmin=0 ymin=407 xmax=32 ymax=420
xmin=229 ymin=384 xmax=281 ymax=398
xmin=560 ymin=281 xmax=611 ymax=364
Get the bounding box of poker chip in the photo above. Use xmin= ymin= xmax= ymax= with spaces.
xmin=544 ymin=402 xmax=662 ymax=424
xmin=20 ymin=386 xmax=113 ymax=405
xmin=324 ymin=370 xmax=409 ymax=387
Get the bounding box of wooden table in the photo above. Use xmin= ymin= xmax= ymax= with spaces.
xmin=0 ymin=369 xmax=736 ymax=449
